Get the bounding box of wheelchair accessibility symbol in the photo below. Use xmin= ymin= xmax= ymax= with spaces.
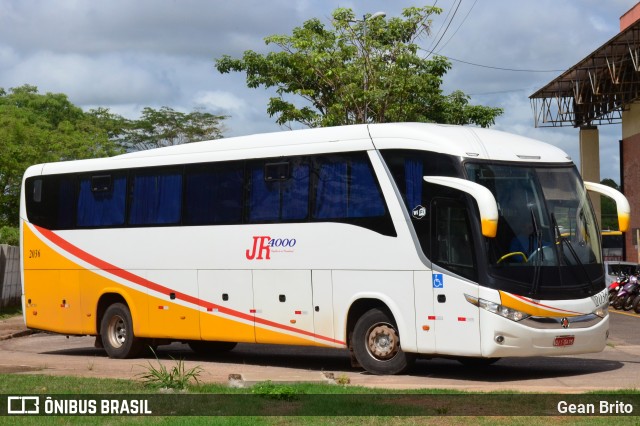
xmin=432 ymin=273 xmax=444 ymax=288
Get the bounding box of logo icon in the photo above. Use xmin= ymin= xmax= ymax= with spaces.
xmin=560 ymin=317 xmax=570 ymax=329
xmin=246 ymin=236 xmax=297 ymax=260
xmin=7 ymin=396 xmax=39 ymax=414
xmin=432 ymin=274 xmax=444 ymax=288
xmin=412 ymin=205 xmax=426 ymax=220
xmin=245 ymin=236 xmax=272 ymax=260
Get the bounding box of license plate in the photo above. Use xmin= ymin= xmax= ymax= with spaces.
xmin=553 ymin=335 xmax=575 ymax=347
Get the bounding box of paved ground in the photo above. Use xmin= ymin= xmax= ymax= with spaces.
xmin=0 ymin=315 xmax=32 ymax=340
xmin=2 ymin=313 xmax=640 ymax=391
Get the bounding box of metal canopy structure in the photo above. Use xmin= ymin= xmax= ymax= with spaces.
xmin=530 ymin=20 xmax=640 ymax=128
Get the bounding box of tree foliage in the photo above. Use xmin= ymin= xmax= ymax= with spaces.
xmin=0 ymin=85 xmax=122 ymax=226
xmin=216 ymin=6 xmax=503 ymax=128
xmin=116 ymin=106 xmax=227 ymax=151
xmin=0 ymin=85 xmax=228 ymax=227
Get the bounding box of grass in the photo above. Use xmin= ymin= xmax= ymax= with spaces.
xmin=0 ymin=310 xmax=637 ymax=423
xmin=0 ymin=305 xmax=21 ymax=320
xmin=137 ymin=350 xmax=204 ymax=390
xmin=1 ymin=374 xmax=639 ymax=425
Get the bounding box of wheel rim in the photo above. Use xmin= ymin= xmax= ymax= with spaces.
xmin=106 ymin=315 xmax=127 ymax=349
xmin=625 ymin=297 xmax=634 ymax=310
xmin=365 ymin=322 xmax=399 ymax=361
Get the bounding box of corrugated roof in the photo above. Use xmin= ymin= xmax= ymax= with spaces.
xmin=530 ymin=20 xmax=640 ymax=127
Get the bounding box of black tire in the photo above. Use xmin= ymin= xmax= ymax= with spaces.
xmin=188 ymin=340 xmax=237 ymax=354
xmin=609 ymin=290 xmax=618 ymax=304
xmin=623 ymin=295 xmax=635 ymax=311
xmin=457 ymin=357 xmax=501 ymax=367
xmin=633 ymin=295 xmax=640 ymax=314
xmin=612 ymin=296 xmax=623 ymax=310
xmin=100 ymin=303 xmax=144 ymax=359
xmin=352 ymin=308 xmax=415 ymax=375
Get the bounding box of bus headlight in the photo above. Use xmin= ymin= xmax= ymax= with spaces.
xmin=593 ymin=305 xmax=608 ymax=318
xmin=465 ymin=294 xmax=531 ymax=322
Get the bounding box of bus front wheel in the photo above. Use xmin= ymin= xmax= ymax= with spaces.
xmin=352 ymin=308 xmax=415 ymax=375
xmin=100 ymin=303 xmax=143 ymax=359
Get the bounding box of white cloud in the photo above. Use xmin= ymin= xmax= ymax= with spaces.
xmin=193 ymin=90 xmax=246 ymax=113
xmin=4 ymin=51 xmax=176 ymax=104
xmin=0 ymin=0 xmax=305 ymax=57
xmin=1 ymin=0 xmax=637 ymax=181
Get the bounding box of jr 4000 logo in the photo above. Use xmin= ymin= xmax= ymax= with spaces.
xmin=245 ymin=236 xmax=297 ymax=260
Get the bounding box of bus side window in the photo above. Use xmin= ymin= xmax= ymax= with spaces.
xmin=184 ymin=163 xmax=243 ymax=225
xmin=32 ymin=179 xmax=42 ymax=203
xmin=25 ymin=175 xmax=77 ymax=230
xmin=248 ymin=158 xmax=309 ymax=222
xmin=77 ymin=174 xmax=126 ymax=227
xmin=313 ymin=154 xmax=385 ymax=219
xmin=431 ymin=198 xmax=478 ymax=282
xmin=129 ymin=169 xmax=182 ymax=225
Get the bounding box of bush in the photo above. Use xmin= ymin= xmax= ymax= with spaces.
xmin=0 ymin=227 xmax=19 ymax=246
xmin=137 ymin=349 xmax=203 ymax=390
xmin=251 ymin=381 xmax=302 ymax=401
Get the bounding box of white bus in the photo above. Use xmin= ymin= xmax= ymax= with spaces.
xmin=20 ymin=123 xmax=629 ymax=374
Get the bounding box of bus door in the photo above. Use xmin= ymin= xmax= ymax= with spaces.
xmin=198 ymin=270 xmax=255 ymax=343
xmin=414 ymin=270 xmax=436 ymax=353
xmin=311 ymin=270 xmax=335 ymax=345
xmin=430 ymin=198 xmax=481 ymax=356
xmin=253 ymin=270 xmax=315 ymax=345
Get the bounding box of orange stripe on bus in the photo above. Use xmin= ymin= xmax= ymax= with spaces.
xmin=33 ymin=225 xmax=345 ymax=346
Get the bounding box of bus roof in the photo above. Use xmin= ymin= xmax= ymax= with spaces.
xmin=369 ymin=123 xmax=571 ymax=163
xmin=27 ymin=123 xmax=572 ymax=176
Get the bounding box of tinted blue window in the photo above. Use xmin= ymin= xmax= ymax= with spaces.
xmin=380 ymin=149 xmax=460 ymax=211
xmin=249 ymin=166 xmax=279 ymax=221
xmin=348 ymin=160 xmax=385 ymax=217
xmin=248 ymin=160 xmax=309 ymax=222
xmin=281 ymin=163 xmax=309 ymax=220
xmin=185 ymin=165 xmax=243 ymax=225
xmin=314 ymin=160 xmax=347 ymax=219
xmin=314 ymin=155 xmax=385 ymax=219
xmin=77 ymin=175 xmax=126 ymax=227
xmin=404 ymin=159 xmax=423 ymax=210
xmin=57 ymin=177 xmax=77 ymax=229
xmin=129 ymin=171 xmax=182 ymax=225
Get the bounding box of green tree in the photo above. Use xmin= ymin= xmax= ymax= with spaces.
xmin=85 ymin=107 xmax=130 ymax=146
xmin=0 ymin=86 xmax=229 ymax=227
xmin=120 ymin=106 xmax=227 ymax=151
xmin=0 ymin=85 xmax=122 ymax=227
xmin=216 ymin=6 xmax=503 ymax=128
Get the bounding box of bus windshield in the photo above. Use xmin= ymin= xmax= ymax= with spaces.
xmin=466 ymin=163 xmax=603 ymax=296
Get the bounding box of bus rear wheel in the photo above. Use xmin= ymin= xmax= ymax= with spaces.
xmin=352 ymin=308 xmax=415 ymax=375
xmin=100 ymin=303 xmax=143 ymax=359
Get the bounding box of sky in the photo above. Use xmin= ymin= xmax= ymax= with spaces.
xmin=1 ymin=0 xmax=637 ymax=182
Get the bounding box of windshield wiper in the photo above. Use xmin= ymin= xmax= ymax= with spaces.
xmin=551 ymin=213 xmax=595 ymax=291
xmin=550 ymin=213 xmax=565 ymax=290
xmin=530 ymin=207 xmax=542 ymax=295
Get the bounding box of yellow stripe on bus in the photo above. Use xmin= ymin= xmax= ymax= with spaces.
xmin=499 ymin=291 xmax=582 ymax=318
xmin=23 ymin=223 xmax=327 ymax=347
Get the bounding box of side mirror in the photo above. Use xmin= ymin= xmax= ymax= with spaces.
xmin=423 ymin=176 xmax=499 ymax=238
xmin=584 ymin=182 xmax=630 ymax=232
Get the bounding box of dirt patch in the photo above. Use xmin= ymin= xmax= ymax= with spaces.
xmin=0 ymin=364 xmax=43 ymax=374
